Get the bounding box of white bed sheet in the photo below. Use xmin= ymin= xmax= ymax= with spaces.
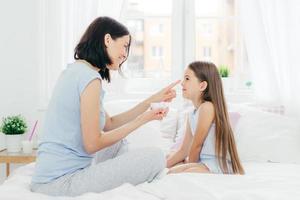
xmin=2 ymin=100 xmax=299 ymax=199
xmin=1 ymin=162 xmax=300 ymax=200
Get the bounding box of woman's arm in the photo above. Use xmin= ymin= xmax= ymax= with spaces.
xmin=104 ymin=80 xmax=180 ymax=131
xmin=167 ymin=119 xmax=193 ymax=168
xmin=81 ymin=79 xmax=165 ymax=154
xmin=188 ymin=102 xmax=215 ymax=163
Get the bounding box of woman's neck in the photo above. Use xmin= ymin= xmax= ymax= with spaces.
xmin=77 ymin=59 xmax=100 ymax=72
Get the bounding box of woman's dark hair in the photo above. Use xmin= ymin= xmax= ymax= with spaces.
xmin=74 ymin=16 xmax=131 ymax=82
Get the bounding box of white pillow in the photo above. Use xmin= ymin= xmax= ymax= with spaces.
xmin=170 ymin=110 xmax=241 ymax=151
xmin=104 ymin=99 xmax=171 ymax=152
xmin=168 ymin=103 xmax=300 ymax=164
xmin=233 ymin=104 xmax=300 ymax=164
xmin=159 ymin=108 xmax=178 ymax=140
xmin=159 ymin=100 xmax=194 ymax=142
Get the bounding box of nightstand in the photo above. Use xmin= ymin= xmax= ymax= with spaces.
xmin=0 ymin=149 xmax=37 ymax=177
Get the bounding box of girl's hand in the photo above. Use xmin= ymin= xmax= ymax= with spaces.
xmin=148 ymin=80 xmax=181 ymax=103
xmin=139 ymin=108 xmax=168 ymax=123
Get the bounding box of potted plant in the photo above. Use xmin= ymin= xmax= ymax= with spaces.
xmin=218 ymin=65 xmax=230 ymax=78
xmin=218 ymin=65 xmax=232 ymax=93
xmin=1 ymin=115 xmax=27 ymax=152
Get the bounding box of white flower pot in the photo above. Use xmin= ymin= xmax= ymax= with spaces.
xmin=222 ymin=77 xmax=233 ymax=93
xmin=0 ymin=133 xmax=5 ymax=151
xmin=5 ymin=135 xmax=23 ymax=153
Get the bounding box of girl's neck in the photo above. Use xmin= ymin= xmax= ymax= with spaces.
xmin=191 ymin=99 xmax=204 ymax=110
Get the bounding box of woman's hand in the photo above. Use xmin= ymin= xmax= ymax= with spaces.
xmin=139 ymin=108 xmax=168 ymax=123
xmin=148 ymin=80 xmax=181 ymax=103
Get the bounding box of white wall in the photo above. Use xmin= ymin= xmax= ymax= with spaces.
xmin=0 ymin=0 xmax=41 ymax=184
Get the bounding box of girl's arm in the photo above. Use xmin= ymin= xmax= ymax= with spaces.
xmin=188 ymin=102 xmax=215 ymax=163
xmin=104 ymin=80 xmax=180 ymax=131
xmin=167 ymin=118 xmax=193 ymax=168
xmin=81 ymin=79 xmax=165 ymax=154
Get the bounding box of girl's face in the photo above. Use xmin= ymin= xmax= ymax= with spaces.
xmin=105 ymin=34 xmax=130 ymax=70
xmin=181 ymin=67 xmax=206 ymax=101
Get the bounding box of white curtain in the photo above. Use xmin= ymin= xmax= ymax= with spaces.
xmin=237 ymin=0 xmax=300 ymax=118
xmin=62 ymin=0 xmax=126 ymax=63
xmin=38 ymin=0 xmax=125 ymax=107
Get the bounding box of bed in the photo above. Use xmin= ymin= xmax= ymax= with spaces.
xmin=1 ymin=99 xmax=300 ymax=199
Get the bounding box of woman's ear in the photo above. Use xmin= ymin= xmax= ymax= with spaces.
xmin=104 ymin=33 xmax=112 ymax=47
xmin=199 ymin=81 xmax=208 ymax=92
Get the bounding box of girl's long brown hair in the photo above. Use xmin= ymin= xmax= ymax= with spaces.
xmin=188 ymin=61 xmax=244 ymax=174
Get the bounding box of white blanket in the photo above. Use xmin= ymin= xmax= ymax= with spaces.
xmin=1 ymin=162 xmax=300 ymax=200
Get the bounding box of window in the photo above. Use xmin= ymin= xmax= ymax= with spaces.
xmin=203 ymin=46 xmax=212 ymax=59
xmin=152 ymin=46 xmax=163 ymax=58
xmin=195 ymin=0 xmax=235 ymax=76
xmin=39 ymin=0 xmax=251 ymax=105
xmin=123 ymin=0 xmax=249 ymax=91
xmin=122 ymin=0 xmax=172 ymax=79
xmin=150 ymin=23 xmax=164 ymax=35
xmin=201 ymin=23 xmax=213 ymax=37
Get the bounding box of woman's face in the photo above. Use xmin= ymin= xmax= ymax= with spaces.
xmin=105 ymin=34 xmax=130 ymax=70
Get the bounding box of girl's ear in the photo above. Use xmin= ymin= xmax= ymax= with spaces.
xmin=199 ymin=81 xmax=208 ymax=92
xmin=104 ymin=33 xmax=112 ymax=47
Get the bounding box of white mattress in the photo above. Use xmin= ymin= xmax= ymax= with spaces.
xmin=1 ymin=161 xmax=300 ymax=200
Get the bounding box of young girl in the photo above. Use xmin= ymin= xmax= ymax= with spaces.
xmin=167 ymin=61 xmax=244 ymax=174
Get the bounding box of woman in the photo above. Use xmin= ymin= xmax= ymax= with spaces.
xmin=31 ymin=16 xmax=179 ymax=196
